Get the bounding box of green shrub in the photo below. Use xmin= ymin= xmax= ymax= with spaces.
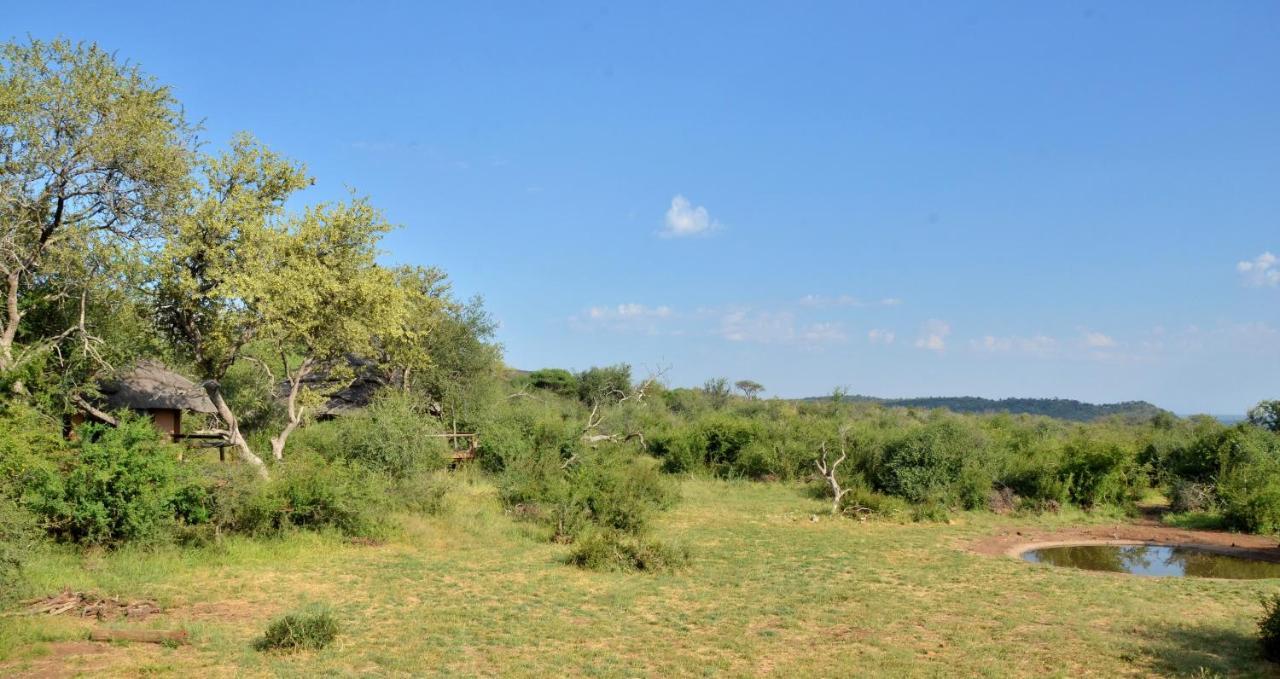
xmin=527 ymin=368 xmax=579 ymax=398
xmin=1259 ymin=593 xmax=1280 ymax=662
xmin=1058 ymin=435 xmax=1143 ymax=508
xmin=648 ymin=426 xmax=707 ymax=474
xmin=254 ymin=605 xmax=339 ymax=652
xmin=1220 ymin=459 xmax=1280 ymax=535
xmin=34 ymin=415 xmax=183 ymax=546
xmin=837 ymin=484 xmax=909 ymax=519
xmin=577 ymin=364 xmax=632 ymax=406
xmin=0 ymin=500 xmax=39 ymax=601
xmin=298 ymin=394 xmax=450 ymax=480
xmin=390 ymin=469 xmax=454 ymax=515
xmin=500 ymin=446 xmax=676 ymax=543
xmin=237 ymin=454 xmax=388 ymax=538
xmin=565 ymin=530 xmax=689 ymax=573
xmin=873 ymin=419 xmax=990 ymax=508
xmin=1169 ymin=479 xmax=1216 ymax=513
xmin=0 ymin=403 xmax=65 ymax=496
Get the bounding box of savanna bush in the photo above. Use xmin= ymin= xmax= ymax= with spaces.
xmin=254 ymin=605 xmax=339 ymax=652
xmin=565 ymin=529 xmax=689 ymax=573
xmin=297 ymin=394 xmax=450 ymax=480
xmin=0 ymin=500 xmax=39 ymax=600
xmin=1260 ymin=593 xmax=1280 ymax=662
xmin=872 ymin=418 xmax=991 ymax=508
xmin=236 ymin=453 xmax=389 ymax=538
xmin=837 ymin=484 xmax=909 ymax=519
xmin=1058 ymin=434 xmax=1144 ymax=508
xmin=649 ymin=414 xmax=760 ymax=476
xmin=30 ymin=415 xmax=184 ymax=546
xmin=527 ymin=368 xmax=579 ymax=398
xmin=1219 ymin=458 xmax=1280 ymax=535
xmin=500 ymin=445 xmax=676 ymax=543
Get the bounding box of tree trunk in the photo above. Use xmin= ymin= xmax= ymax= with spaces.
xmin=269 ymin=359 xmax=312 ymax=461
xmin=0 ymin=269 xmax=21 ymax=375
xmin=202 ymin=380 xmax=269 ymax=478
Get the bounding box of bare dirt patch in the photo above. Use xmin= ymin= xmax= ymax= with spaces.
xmin=173 ymin=599 xmax=269 ymax=623
xmin=969 ymin=523 xmax=1280 ymax=561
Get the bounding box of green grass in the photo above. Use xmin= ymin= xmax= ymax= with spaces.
xmin=2 ymin=476 xmax=1278 ymax=677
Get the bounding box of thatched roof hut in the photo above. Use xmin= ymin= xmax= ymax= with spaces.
xmin=98 ymin=361 xmax=217 ymax=414
xmin=72 ymin=361 xmax=217 ymax=442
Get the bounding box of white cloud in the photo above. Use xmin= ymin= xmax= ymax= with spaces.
xmin=586 ymin=303 xmax=673 ymax=320
xmin=1081 ymin=330 xmax=1116 ymax=348
xmin=571 ymin=303 xmax=677 ymax=335
xmin=867 ymin=328 xmax=896 ymax=345
xmin=718 ymin=310 xmax=846 ymax=345
xmin=661 ymin=194 xmax=720 ymax=238
xmin=914 ymin=319 xmax=951 ymax=352
xmin=799 ymin=322 xmax=848 ymax=343
xmin=970 ymin=334 xmax=1058 ymax=356
xmin=1238 ymin=252 xmax=1280 ymax=287
xmin=798 ymin=295 xmax=902 ymax=309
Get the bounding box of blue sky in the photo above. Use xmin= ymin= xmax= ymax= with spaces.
xmin=12 ymin=1 xmax=1279 ymax=414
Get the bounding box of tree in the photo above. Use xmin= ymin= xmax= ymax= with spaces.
xmin=410 ymin=294 xmax=500 ymax=430
xmin=381 ymin=265 xmax=450 ymax=394
xmin=528 ymin=368 xmax=578 ymax=398
xmin=815 ymin=432 xmax=851 ymax=515
xmin=1250 ymin=401 xmax=1280 ymax=433
xmin=578 ymin=364 xmax=633 ymax=408
xmin=703 ymin=377 xmax=730 ymax=409
xmin=250 ymin=197 xmax=406 ymax=460
xmin=155 ymin=135 xmax=311 ymax=476
xmin=735 ymin=379 xmax=764 ymax=399
xmin=1 ymin=39 xmax=191 ymax=379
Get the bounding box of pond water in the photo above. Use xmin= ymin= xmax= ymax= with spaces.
xmin=1021 ymin=544 xmax=1280 ymax=579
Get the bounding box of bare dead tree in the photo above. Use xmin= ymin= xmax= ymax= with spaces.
xmin=579 ymin=364 xmax=669 ymax=446
xmin=815 ymin=432 xmax=851 ymax=515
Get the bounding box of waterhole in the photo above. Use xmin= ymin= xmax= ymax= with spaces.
xmin=1021 ymin=543 xmax=1280 ymax=579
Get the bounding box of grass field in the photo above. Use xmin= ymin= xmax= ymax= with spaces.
xmin=2 ymin=476 xmax=1276 ymax=677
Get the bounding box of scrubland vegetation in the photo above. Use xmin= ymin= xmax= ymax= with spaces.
xmin=4 ymin=37 xmax=1280 ymax=676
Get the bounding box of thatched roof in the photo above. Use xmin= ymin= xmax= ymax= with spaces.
xmin=98 ymin=361 xmax=217 ymax=414
xmin=316 ymin=373 xmax=386 ymax=418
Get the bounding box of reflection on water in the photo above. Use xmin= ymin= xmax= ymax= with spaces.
xmin=1022 ymin=544 xmax=1280 ymax=579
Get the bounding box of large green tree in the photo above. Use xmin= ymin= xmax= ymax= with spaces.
xmin=0 ymin=39 xmax=190 ymax=381
xmin=155 ymin=135 xmax=311 ymax=475
xmin=250 ymin=197 xmax=409 ymax=460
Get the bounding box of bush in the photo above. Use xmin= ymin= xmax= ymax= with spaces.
xmin=1058 ymin=436 xmax=1143 ymax=508
xmin=527 ymin=368 xmax=579 ymax=398
xmin=577 ymin=364 xmax=632 ymax=406
xmin=390 ymin=469 xmax=454 ymax=515
xmin=1219 ymin=459 xmax=1280 ymax=535
xmin=236 ymin=454 xmax=388 ymax=538
xmin=565 ymin=530 xmax=689 ymax=573
xmin=500 ymin=446 xmax=676 ymax=543
xmin=873 ymin=419 xmax=990 ymax=508
xmin=299 ymin=394 xmax=450 ymax=480
xmin=254 ymin=605 xmax=339 ymax=652
xmin=0 ymin=500 xmax=39 ymax=600
xmin=1259 ymin=593 xmax=1280 ymax=662
xmin=1169 ymin=480 xmax=1215 ymax=513
xmin=837 ymin=484 xmax=909 ymax=520
xmin=32 ymin=415 xmax=184 ymax=546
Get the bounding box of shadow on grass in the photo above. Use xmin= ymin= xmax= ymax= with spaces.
xmin=1141 ymin=622 xmax=1269 ymax=677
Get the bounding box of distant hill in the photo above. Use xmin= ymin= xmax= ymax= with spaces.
xmin=797 ymin=395 xmax=1169 ymax=422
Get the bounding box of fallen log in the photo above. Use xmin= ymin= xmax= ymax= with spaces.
xmin=89 ymin=629 xmax=189 ymax=645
